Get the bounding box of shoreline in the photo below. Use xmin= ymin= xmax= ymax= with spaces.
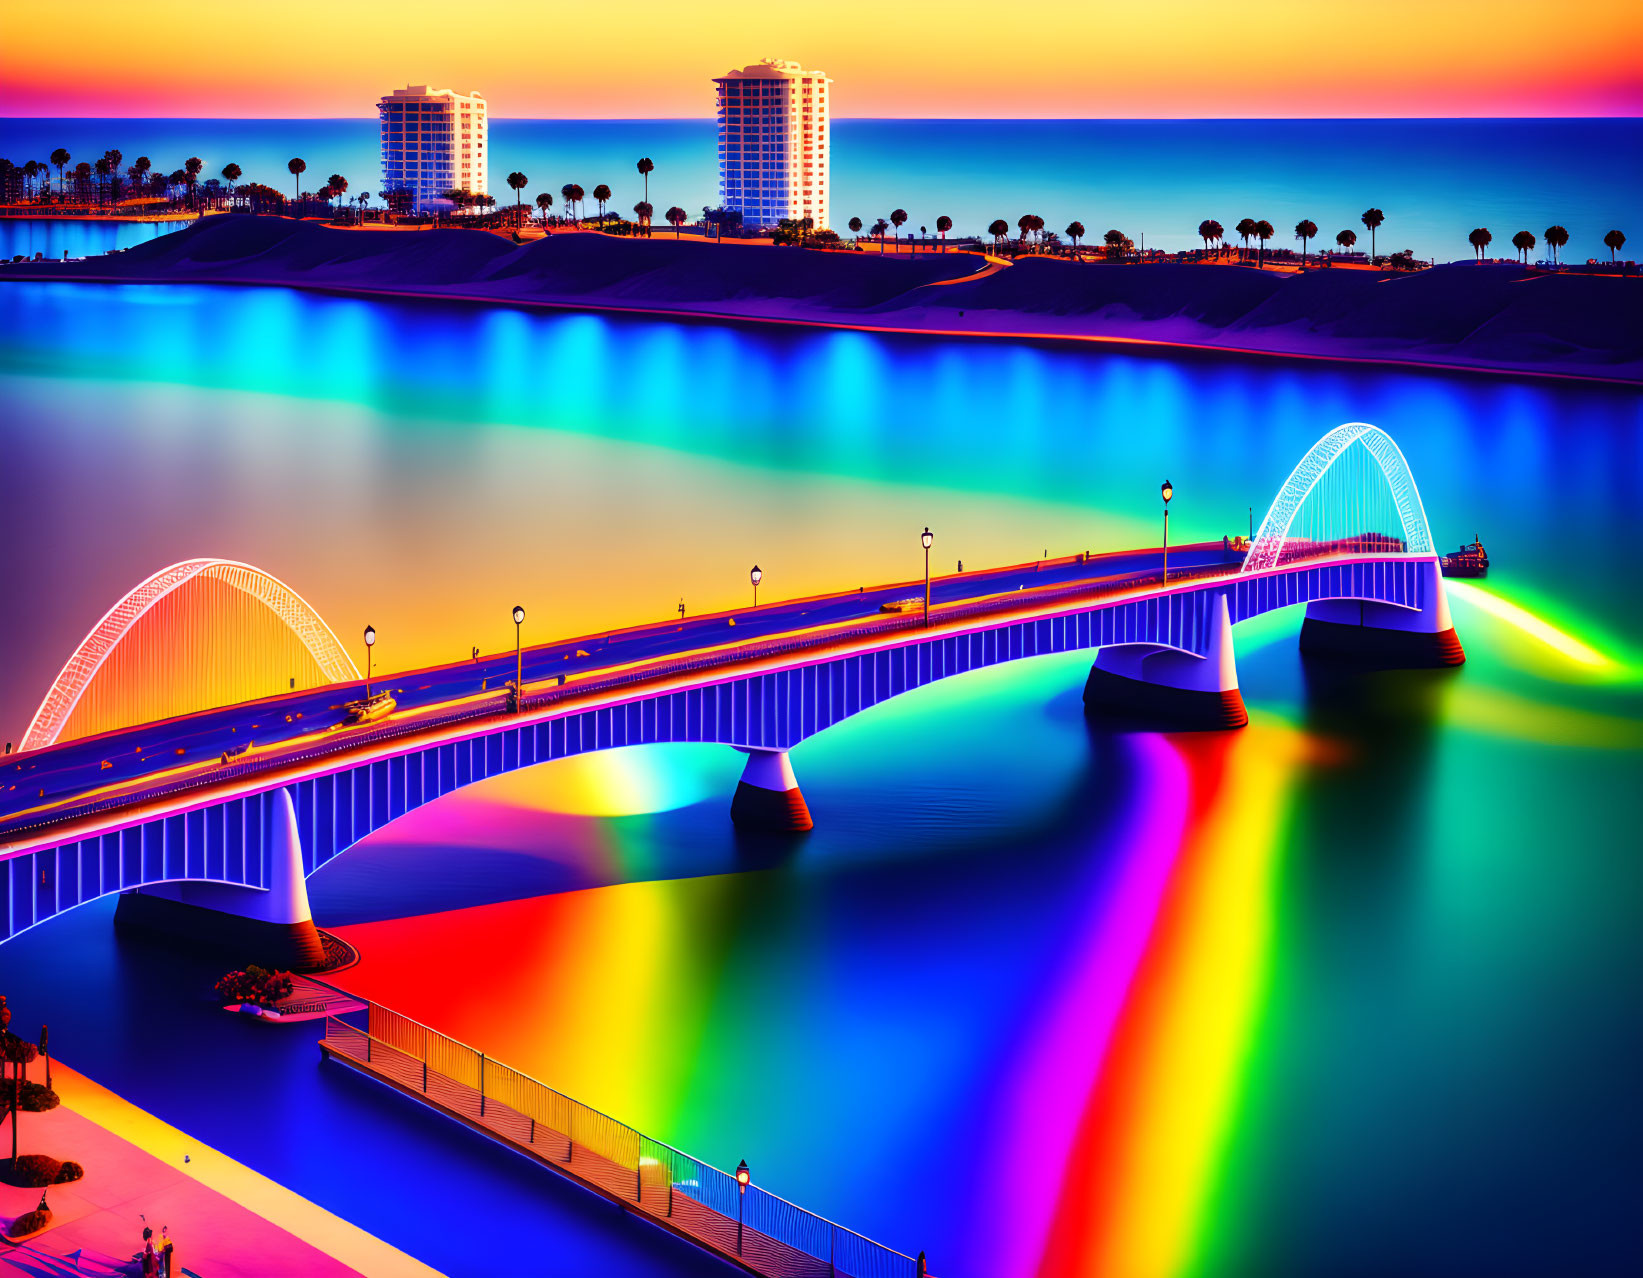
xmin=5 ymin=217 xmax=1638 ymax=384
xmin=19 ymin=268 xmax=1642 ymax=388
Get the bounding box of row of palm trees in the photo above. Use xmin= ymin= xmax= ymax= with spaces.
xmin=1470 ymin=225 xmax=1627 ymax=264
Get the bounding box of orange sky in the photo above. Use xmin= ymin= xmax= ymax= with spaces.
xmin=4 ymin=1 xmax=1640 ymax=117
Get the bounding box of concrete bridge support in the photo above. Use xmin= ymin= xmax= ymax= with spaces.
xmin=1083 ymin=594 xmax=1248 ymax=730
xmin=1299 ymin=560 xmax=1464 ymax=667
xmin=730 ymin=748 xmax=813 ymax=832
xmin=113 ymin=787 xmax=328 ymax=970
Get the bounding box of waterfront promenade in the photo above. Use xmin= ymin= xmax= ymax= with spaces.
xmin=0 ymin=1063 xmax=437 ymax=1278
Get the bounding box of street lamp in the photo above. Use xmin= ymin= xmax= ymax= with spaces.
xmin=735 ymin=1160 xmax=750 ymax=1255
xmin=750 ymin=564 xmax=762 ymax=608
xmin=363 ymin=624 xmax=376 ymax=700
xmin=1160 ymin=480 xmax=1173 ymax=584
xmin=512 ymin=605 xmax=525 ymax=710
xmin=921 ymin=527 xmax=933 ymax=627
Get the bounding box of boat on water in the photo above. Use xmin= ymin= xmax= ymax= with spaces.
xmin=1441 ymin=537 xmax=1489 ymax=578
xmin=219 ymin=741 xmax=252 ymax=765
xmin=343 ymin=691 xmax=397 ymax=725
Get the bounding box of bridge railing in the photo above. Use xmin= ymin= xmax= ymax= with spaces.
xmin=4 ymin=557 xmax=1245 ymax=842
xmin=320 ymin=999 xmax=922 ymax=1278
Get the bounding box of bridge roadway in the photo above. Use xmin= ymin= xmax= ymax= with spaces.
xmin=2 ymin=541 xmax=1235 ymax=837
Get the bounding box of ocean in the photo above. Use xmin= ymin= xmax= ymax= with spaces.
xmin=2 ymin=116 xmax=1639 ymax=263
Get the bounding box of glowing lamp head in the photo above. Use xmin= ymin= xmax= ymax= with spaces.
xmin=735 ymin=1159 xmax=750 ymax=1191
xmin=1161 ymin=480 xmax=1173 ymax=505
xmin=750 ymin=565 xmax=762 ymax=587
xmin=921 ymin=527 xmax=933 ymax=550
xmin=363 ymin=625 xmax=376 ymax=647
xmin=513 ymin=605 xmax=525 ymax=626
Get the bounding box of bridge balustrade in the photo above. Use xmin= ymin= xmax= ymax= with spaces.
xmin=320 ymin=1000 xmax=921 ymax=1278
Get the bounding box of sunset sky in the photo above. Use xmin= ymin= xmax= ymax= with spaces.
xmin=4 ymin=0 xmax=1640 ymax=118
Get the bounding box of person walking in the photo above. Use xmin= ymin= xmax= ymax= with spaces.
xmin=142 ymin=1240 xmax=159 ymax=1278
xmin=160 ymin=1225 xmax=176 ymax=1277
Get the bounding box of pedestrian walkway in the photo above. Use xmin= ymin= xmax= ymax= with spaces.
xmin=0 ymin=1063 xmax=439 ymax=1278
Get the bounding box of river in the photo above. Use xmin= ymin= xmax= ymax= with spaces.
xmin=0 ymin=276 xmax=1639 ymax=1278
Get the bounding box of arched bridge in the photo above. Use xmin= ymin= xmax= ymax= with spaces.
xmin=0 ymin=424 xmax=1462 ymax=959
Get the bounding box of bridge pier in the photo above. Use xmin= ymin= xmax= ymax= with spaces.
xmin=730 ymin=749 xmax=813 ymax=832
xmin=1299 ymin=560 xmax=1464 ymax=667
xmin=113 ymin=788 xmax=328 ymax=971
xmin=1083 ymin=594 xmax=1248 ymax=730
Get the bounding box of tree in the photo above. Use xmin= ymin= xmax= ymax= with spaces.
xmin=633 ymin=200 xmax=653 ymax=234
xmin=935 ymin=214 xmax=952 ymax=251
xmin=327 ymin=173 xmax=347 ymax=208
xmin=1336 ymin=228 xmax=1357 ymax=254
xmin=50 ymin=148 xmax=69 ymax=198
xmin=1 ymin=1013 xmax=39 ymax=1171
xmin=890 ymin=208 xmax=908 ymax=250
xmin=1197 ymin=219 xmax=1218 ymax=254
xmin=134 ymin=156 xmax=153 ymax=199
xmin=1017 ymin=214 xmax=1035 ymax=251
xmin=1602 ymin=228 xmax=1625 ymax=262
xmin=1066 ymin=220 xmax=1086 ymax=252
xmin=1293 ymin=219 xmax=1318 ymax=266
xmin=988 ymin=218 xmax=1009 ymax=251
xmin=221 ymin=162 xmax=242 ymax=206
xmin=1361 ymin=207 xmax=1385 ymax=260
xmin=1511 ymin=230 xmax=1536 ymax=263
xmin=848 ymin=216 xmax=863 ymax=238
xmin=592 ymin=183 xmax=611 ymax=222
xmin=636 ymin=157 xmax=653 ymax=215
xmin=666 ymin=205 xmax=687 ymax=236
xmin=1255 ymin=220 xmax=1275 ymax=268
xmin=871 ymin=217 xmax=889 ymax=252
xmin=507 ymin=171 xmax=528 ymax=221
xmin=536 ymin=191 xmax=553 ymax=227
xmin=105 ymin=149 xmax=125 ymax=203
xmin=1235 ymin=216 xmax=1257 ymax=261
xmin=1467 ymin=227 xmax=1492 ymax=262
xmin=1544 ymin=225 xmax=1569 ymax=265
xmin=287 ymin=157 xmax=306 ymax=204
xmin=561 ymin=183 xmax=584 ymax=223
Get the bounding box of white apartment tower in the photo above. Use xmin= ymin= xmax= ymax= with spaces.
xmin=378 ymin=85 xmax=488 ymax=210
xmin=713 ymin=59 xmax=831 ymax=230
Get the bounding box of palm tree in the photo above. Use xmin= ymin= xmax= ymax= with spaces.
xmin=536 ymin=192 xmax=553 ymax=228
xmin=872 ymin=217 xmax=890 ymax=252
xmin=357 ymin=191 xmax=371 ymax=222
xmin=1066 ymin=220 xmax=1086 ymax=253
xmin=988 ymin=218 xmax=1009 ymax=252
xmin=105 ymin=150 xmax=124 ymax=203
xmin=1197 ymin=219 xmax=1218 ymax=255
xmin=593 ymin=184 xmax=611 ymax=223
xmin=327 ymin=174 xmax=347 ymax=216
xmin=633 ymin=200 xmax=652 ymax=234
xmin=507 ymin=171 xmax=528 ymax=221
xmin=1361 ymin=207 xmax=1385 ymax=260
xmin=1602 ymin=229 xmax=1625 ymax=262
xmin=1544 ymin=225 xmax=1569 ymax=265
xmin=134 ymin=156 xmax=152 ymax=198
xmin=288 ymin=157 xmax=306 ymax=204
xmin=890 ymin=208 xmax=908 ymax=251
xmin=73 ymin=162 xmax=91 ymax=202
xmin=636 ymin=157 xmax=653 ymax=212
xmin=1103 ymin=228 xmax=1127 ymax=261
xmin=1336 ymin=228 xmax=1357 ymax=256
xmin=1294 ymin=219 xmax=1318 ymax=267
xmin=1467 ymin=227 xmax=1492 ymax=262
xmin=1512 ymin=230 xmax=1536 ymax=264
xmin=935 ymin=214 xmax=952 ymax=251
xmin=50 ymin=148 xmax=69 ymax=198
xmin=562 ymin=183 xmax=585 ymax=224
xmin=1255 ymin=220 xmax=1274 ymax=268
xmin=1017 ymin=214 xmax=1035 ymax=252
xmin=666 ymin=205 xmax=687 ymax=237
xmin=1235 ymin=217 xmax=1257 ymax=262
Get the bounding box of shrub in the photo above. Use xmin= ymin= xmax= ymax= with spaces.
xmin=18 ymin=1081 xmax=59 ymax=1112
xmin=10 ymin=1154 xmax=61 ymax=1186
xmin=54 ymin=1160 xmax=84 ymax=1184
xmin=214 ymin=966 xmax=294 ymax=1008
xmin=4 ymin=1209 xmax=50 ymax=1240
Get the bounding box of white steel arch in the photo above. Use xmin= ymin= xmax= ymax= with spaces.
xmin=21 ymin=559 xmax=359 ymax=752
xmin=1243 ymin=423 xmax=1434 ymax=573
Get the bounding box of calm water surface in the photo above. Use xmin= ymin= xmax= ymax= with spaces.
xmin=0 ymin=281 xmax=1639 ymax=1278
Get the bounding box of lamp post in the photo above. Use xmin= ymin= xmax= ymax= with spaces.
xmin=512 ymin=605 xmax=525 ymax=710
xmin=921 ymin=527 xmax=933 ymax=627
xmin=1161 ymin=480 xmax=1173 ymax=584
xmin=750 ymin=565 xmax=762 ymax=608
xmin=735 ymin=1160 xmax=750 ymax=1255
xmin=363 ymin=625 xmax=376 ymax=700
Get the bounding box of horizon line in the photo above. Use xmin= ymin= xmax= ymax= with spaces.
xmin=6 ymin=113 xmax=1640 ymax=123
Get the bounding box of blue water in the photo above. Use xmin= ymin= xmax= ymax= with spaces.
xmin=3 ymin=117 xmax=1638 ymax=262
xmin=0 ymin=217 xmax=185 ymax=259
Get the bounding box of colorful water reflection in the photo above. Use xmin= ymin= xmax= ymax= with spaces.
xmin=2 ymin=283 xmax=1640 ymax=1278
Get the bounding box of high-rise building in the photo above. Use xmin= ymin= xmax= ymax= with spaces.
xmin=713 ymin=59 xmax=831 ymax=231
xmin=378 ymin=85 xmax=488 ymax=211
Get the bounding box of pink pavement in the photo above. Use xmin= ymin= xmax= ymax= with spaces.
xmin=0 ymin=1064 xmax=438 ymax=1278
